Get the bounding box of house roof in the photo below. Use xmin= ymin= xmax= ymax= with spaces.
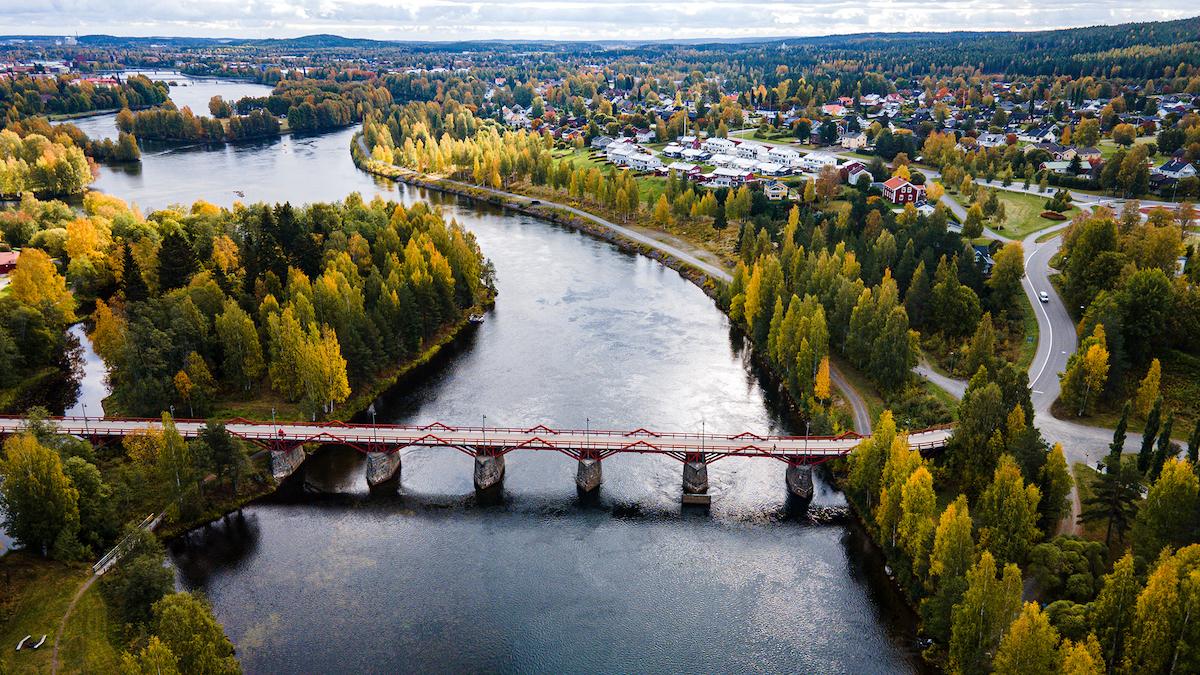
xmin=0 ymin=250 xmax=18 ymax=266
xmin=883 ymin=176 xmax=911 ymax=190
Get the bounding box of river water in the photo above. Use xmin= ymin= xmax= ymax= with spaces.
xmin=60 ymin=74 xmax=923 ymax=673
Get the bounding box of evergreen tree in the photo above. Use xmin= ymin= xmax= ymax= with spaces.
xmin=1148 ymin=411 xmax=1175 ymax=481
xmin=1138 ymin=396 xmax=1162 ymax=473
xmin=122 ymin=243 xmax=149 ymax=303
xmin=157 ymin=229 xmax=197 ymax=290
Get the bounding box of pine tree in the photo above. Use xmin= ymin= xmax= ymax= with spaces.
xmin=1138 ymin=396 xmax=1162 ymax=473
xmin=157 ymin=229 xmax=197 ymax=290
xmin=122 ymin=243 xmax=149 ymax=303
xmin=1148 ymin=411 xmax=1175 ymax=481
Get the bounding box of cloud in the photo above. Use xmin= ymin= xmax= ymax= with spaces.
xmin=3 ymin=0 xmax=1197 ymax=40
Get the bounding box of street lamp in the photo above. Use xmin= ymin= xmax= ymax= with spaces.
xmin=482 ymin=414 xmax=487 ymax=447
xmin=81 ymin=402 xmax=89 ymax=437
xmin=368 ymin=402 xmax=377 ymax=444
xmin=585 ymin=417 xmax=590 ymax=449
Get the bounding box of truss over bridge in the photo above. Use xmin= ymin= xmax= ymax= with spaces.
xmin=0 ymin=416 xmax=953 ymax=504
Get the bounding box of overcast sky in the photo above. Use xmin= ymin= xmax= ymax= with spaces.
xmin=4 ymin=1 xmax=1198 ymax=41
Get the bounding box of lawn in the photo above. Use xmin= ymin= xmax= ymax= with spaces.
xmin=988 ymin=189 xmax=1076 ymax=239
xmin=0 ymin=553 xmax=120 ymax=674
xmin=1097 ymin=136 xmax=1161 ymax=161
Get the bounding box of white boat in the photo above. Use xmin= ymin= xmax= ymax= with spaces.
xmin=468 ymin=313 xmax=485 ymax=324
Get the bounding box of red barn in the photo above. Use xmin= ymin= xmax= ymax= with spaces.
xmin=882 ymin=176 xmax=925 ymax=205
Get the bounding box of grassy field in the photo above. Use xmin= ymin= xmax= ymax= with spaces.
xmin=1097 ymin=136 xmax=1161 ymax=161
xmin=0 ymin=553 xmax=120 ymax=674
xmin=987 ymin=189 xmax=1076 ymax=239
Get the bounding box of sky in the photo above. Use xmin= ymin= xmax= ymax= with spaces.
xmin=4 ymin=1 xmax=1198 ymax=42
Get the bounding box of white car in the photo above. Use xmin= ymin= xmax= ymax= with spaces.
xmin=1039 ymin=291 xmax=1050 ymax=303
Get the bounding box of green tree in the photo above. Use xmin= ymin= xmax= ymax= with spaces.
xmin=1123 ymin=545 xmax=1200 ymax=674
xmin=1138 ymin=396 xmax=1162 ymax=473
xmin=977 ymin=455 xmax=1042 ymax=565
xmin=215 ymin=299 xmax=265 ymax=391
xmin=151 ymin=593 xmax=241 ymax=675
xmin=157 ymin=229 xmax=198 ymax=290
xmin=1091 ymin=553 xmax=1141 ymax=671
xmin=0 ymin=433 xmax=81 ymax=558
xmin=986 ymin=242 xmax=1025 ymax=315
xmin=898 ymin=465 xmax=937 ymax=582
xmin=120 ymin=636 xmax=181 ymax=675
xmin=1132 ymin=458 xmax=1199 ymax=563
xmin=1148 ymin=411 xmax=1175 ymax=482
xmin=949 ymin=551 xmax=1023 ymax=675
xmin=1134 ymin=359 xmax=1161 ymax=419
xmin=993 ymin=602 xmax=1061 ymax=675
xmin=102 ymin=529 xmax=174 ymax=628
xmin=1080 ymin=448 xmax=1142 ymax=547
xmin=921 ymin=495 xmax=975 ymax=642
xmin=62 ymin=456 xmax=114 ymax=553
xmin=1038 ymin=443 xmax=1073 ymax=533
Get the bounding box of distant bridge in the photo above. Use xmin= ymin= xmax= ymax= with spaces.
xmin=0 ymin=416 xmax=952 ymax=503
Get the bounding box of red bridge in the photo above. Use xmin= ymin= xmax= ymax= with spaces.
xmin=0 ymin=416 xmax=952 ymax=503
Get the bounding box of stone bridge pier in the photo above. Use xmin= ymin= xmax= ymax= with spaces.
xmin=270 ymin=445 xmax=307 ymax=482
xmin=682 ymin=457 xmax=709 ymax=495
xmin=786 ymin=463 xmax=814 ymax=501
xmin=576 ymin=457 xmax=602 ymax=492
xmin=366 ymin=450 xmax=402 ymax=487
xmin=474 ymin=450 xmax=505 ymax=491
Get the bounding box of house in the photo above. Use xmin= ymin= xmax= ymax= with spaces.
xmin=755 ymin=162 xmax=788 ymax=176
xmin=661 ymin=143 xmax=684 ymax=158
xmin=1154 ymin=159 xmax=1198 ymax=180
xmin=624 ymin=153 xmax=663 ymax=172
xmin=736 ymin=142 xmax=768 ymax=161
xmin=702 ymin=137 xmax=736 ymax=155
xmin=634 ymin=128 xmax=655 ymax=143
xmin=763 ymin=180 xmax=789 ymax=200
xmin=666 ymin=161 xmax=702 ymax=178
xmin=707 ymin=167 xmax=754 ymax=187
xmin=0 ymin=250 xmax=16 ymax=274
xmin=847 ymin=166 xmax=873 ymax=186
xmin=976 ymin=132 xmax=1008 ymax=148
xmin=590 ymin=135 xmax=615 ymax=150
xmin=882 ymin=176 xmax=925 ymax=205
xmin=840 ymin=132 xmax=867 ymax=150
xmin=680 ymin=147 xmax=709 ymax=162
xmin=767 ymin=146 xmax=802 ymax=166
xmin=800 ymin=151 xmax=838 ymax=172
xmin=1019 ymin=124 xmax=1059 ymax=144
xmin=973 ymin=244 xmax=996 ymax=275
xmin=1041 ymin=161 xmax=1075 ymax=175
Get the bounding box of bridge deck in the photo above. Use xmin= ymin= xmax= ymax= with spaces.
xmin=0 ymin=417 xmax=952 ymax=463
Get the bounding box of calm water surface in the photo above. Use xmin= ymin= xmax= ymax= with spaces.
xmin=62 ymin=75 xmax=923 ymax=673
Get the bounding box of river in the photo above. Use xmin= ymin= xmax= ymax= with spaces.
xmin=61 ymin=74 xmax=924 ymax=673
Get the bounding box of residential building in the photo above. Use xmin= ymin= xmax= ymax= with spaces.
xmin=882 ymin=176 xmax=925 ymax=204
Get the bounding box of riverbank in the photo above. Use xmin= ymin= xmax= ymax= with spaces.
xmin=352 ymin=138 xmax=726 ymax=300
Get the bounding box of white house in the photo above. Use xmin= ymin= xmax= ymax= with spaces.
xmin=976 ymin=132 xmax=1008 ymax=148
xmin=1154 ymin=159 xmax=1198 ymax=180
xmin=800 ymin=151 xmax=838 ymax=172
xmin=736 ymin=142 xmax=768 ymax=160
xmin=709 ymin=153 xmax=738 ymax=167
xmin=707 ymin=167 xmax=754 ymax=187
xmin=702 ymin=137 xmax=736 ymax=154
xmin=681 ymin=148 xmax=709 ymax=162
xmin=755 ymin=162 xmax=788 ymax=176
xmin=666 ymin=161 xmax=702 ymax=178
xmin=763 ymin=180 xmax=789 ymax=200
xmin=661 ymin=143 xmax=684 ymax=158
xmin=767 ymin=146 xmax=802 ymax=166
xmin=624 ymin=153 xmax=662 ymax=172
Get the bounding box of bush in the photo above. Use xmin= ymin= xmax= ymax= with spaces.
xmin=1041 ymin=210 xmax=1069 ymax=220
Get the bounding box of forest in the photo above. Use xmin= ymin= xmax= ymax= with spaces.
xmin=0 ymin=193 xmax=493 ymax=419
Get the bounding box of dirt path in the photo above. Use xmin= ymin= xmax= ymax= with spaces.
xmin=51 ymin=572 xmax=98 ymax=674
